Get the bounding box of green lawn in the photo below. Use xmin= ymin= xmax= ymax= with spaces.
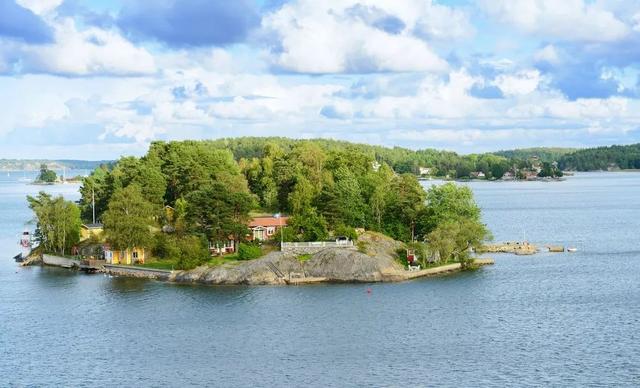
xmin=138 ymin=259 xmax=178 ymax=270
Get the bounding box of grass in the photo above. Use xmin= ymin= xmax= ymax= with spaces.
xmin=297 ymin=253 xmax=312 ymax=262
xmin=139 ymin=259 xmax=178 ymax=270
xmin=206 ymin=255 xmax=241 ymax=268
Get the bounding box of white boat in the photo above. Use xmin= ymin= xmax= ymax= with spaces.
xmin=567 ymin=247 xmax=578 ymax=253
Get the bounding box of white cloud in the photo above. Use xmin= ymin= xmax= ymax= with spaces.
xmin=16 ymin=0 xmax=63 ymax=15
xmin=533 ymin=44 xmax=562 ymax=66
xmin=261 ymin=0 xmax=457 ymax=73
xmin=481 ymin=0 xmax=630 ymax=42
xmin=494 ymin=70 xmax=541 ymax=96
xmin=19 ymin=19 xmax=156 ymax=76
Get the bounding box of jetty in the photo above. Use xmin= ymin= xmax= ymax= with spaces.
xmin=479 ymin=242 xmax=537 ymax=255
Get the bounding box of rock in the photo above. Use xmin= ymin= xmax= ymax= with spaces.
xmin=303 ymin=248 xmax=404 ymax=282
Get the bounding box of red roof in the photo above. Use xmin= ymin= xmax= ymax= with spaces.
xmin=249 ymin=216 xmax=289 ymax=227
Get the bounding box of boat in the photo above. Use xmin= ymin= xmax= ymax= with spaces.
xmin=567 ymin=247 xmax=578 ymax=253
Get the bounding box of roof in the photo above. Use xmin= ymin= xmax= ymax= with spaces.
xmin=248 ymin=216 xmax=289 ymax=227
xmin=82 ymin=223 xmax=104 ymax=229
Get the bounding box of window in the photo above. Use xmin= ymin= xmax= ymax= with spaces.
xmin=267 ymin=227 xmax=275 ymax=235
xmin=133 ymin=251 xmax=138 ymax=259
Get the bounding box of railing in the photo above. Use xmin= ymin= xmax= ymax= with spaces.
xmin=282 ymin=241 xmax=354 ymax=249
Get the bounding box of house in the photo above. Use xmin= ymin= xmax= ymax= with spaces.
xmin=418 ymin=167 xmax=432 ymax=176
xmin=502 ymin=171 xmax=515 ymax=180
xmin=210 ymin=239 xmax=236 ymax=255
xmin=103 ymin=245 xmax=146 ymax=265
xmin=248 ymin=216 xmax=290 ymax=241
xmin=470 ymin=171 xmax=486 ymax=179
xmin=80 ymin=223 xmax=103 ymax=241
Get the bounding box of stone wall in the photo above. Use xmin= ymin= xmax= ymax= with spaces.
xmin=103 ymin=264 xmax=173 ymax=281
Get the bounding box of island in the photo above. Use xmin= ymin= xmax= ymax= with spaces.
xmin=24 ymin=138 xmax=495 ymax=285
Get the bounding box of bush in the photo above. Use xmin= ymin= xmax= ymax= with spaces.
xmin=238 ymin=243 xmax=262 ymax=260
xmin=357 ymin=240 xmax=368 ymax=254
xmin=333 ymin=225 xmax=358 ymax=241
xmin=155 ymin=234 xmax=210 ymax=270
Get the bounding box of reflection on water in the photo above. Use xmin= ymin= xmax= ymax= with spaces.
xmin=1 ymin=172 xmax=640 ymax=386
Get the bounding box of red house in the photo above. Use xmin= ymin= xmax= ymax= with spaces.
xmin=248 ymin=216 xmax=289 ymax=241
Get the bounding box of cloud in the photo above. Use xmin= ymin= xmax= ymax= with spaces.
xmin=118 ymin=0 xmax=260 ymax=47
xmin=17 ymin=19 xmax=156 ymax=76
xmin=15 ymin=0 xmax=62 ymax=15
xmin=481 ymin=0 xmax=630 ymax=42
xmin=0 ymin=0 xmax=53 ymax=43
xmin=261 ymin=0 xmax=464 ymax=73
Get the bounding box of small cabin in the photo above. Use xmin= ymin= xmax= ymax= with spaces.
xmin=103 ymin=245 xmax=146 ymax=265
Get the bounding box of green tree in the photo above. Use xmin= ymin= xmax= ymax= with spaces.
xmin=290 ymin=208 xmax=329 ymax=241
xmin=418 ymin=183 xmax=481 ymax=237
xmin=37 ymin=164 xmax=57 ymax=183
xmin=427 ymin=219 xmax=491 ymax=268
xmin=185 ymin=182 xmax=255 ymax=250
xmin=102 ymin=185 xmax=155 ymax=251
xmin=383 ymin=174 xmax=426 ymax=241
xmin=27 ymin=192 xmax=81 ymax=255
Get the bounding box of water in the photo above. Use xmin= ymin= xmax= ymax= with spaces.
xmin=1 ymin=172 xmax=639 ymax=387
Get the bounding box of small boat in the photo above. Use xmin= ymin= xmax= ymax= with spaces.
xmin=13 ymin=253 xmax=24 ymax=262
xmin=567 ymin=247 xmax=578 ymax=253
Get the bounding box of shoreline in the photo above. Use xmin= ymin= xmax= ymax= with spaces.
xmin=33 ymin=253 xmax=494 ymax=286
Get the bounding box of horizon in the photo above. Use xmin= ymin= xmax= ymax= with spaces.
xmin=1 ymin=1 xmax=640 ymax=159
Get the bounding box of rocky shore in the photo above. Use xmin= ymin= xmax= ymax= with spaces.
xmin=32 ymin=232 xmax=495 ymax=286
xmin=167 ymin=232 xmax=493 ymax=285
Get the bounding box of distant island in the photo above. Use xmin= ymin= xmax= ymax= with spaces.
xmin=0 ymin=159 xmax=111 ymax=172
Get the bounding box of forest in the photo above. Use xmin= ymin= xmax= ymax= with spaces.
xmin=558 ymin=143 xmax=640 ymax=171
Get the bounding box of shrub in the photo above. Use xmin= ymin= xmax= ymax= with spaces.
xmin=238 ymin=243 xmax=262 ymax=260
xmin=357 ymin=240 xmax=368 ymax=254
xmin=333 ymin=225 xmax=358 ymax=241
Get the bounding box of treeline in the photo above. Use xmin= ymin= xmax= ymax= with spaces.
xmin=558 ymin=143 xmax=640 ymax=171
xmin=493 ymin=148 xmax=576 ymax=163
xmin=204 ymin=137 xmax=515 ymax=179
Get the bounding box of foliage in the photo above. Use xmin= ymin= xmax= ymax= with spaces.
xmin=537 ymin=162 xmax=563 ymax=178
xmin=102 ymin=185 xmax=155 ymax=251
xmin=426 ymin=219 xmax=491 ymax=269
xmin=290 ymin=209 xmax=329 ymax=241
xmin=271 ymin=226 xmax=297 ymax=243
xmin=357 ymin=240 xmax=368 ymax=254
xmin=333 ymin=225 xmax=358 ymax=241
xmin=238 ymin=243 xmax=262 ymax=260
xmin=493 ymin=148 xmax=576 ymax=163
xmin=558 ymin=143 xmax=640 ymax=171
xmin=185 ymin=181 xmax=254 ymax=248
xmin=36 ymin=164 xmax=57 ymax=183
xmin=27 ymin=192 xmax=81 ymax=255
xmin=418 ymin=183 xmax=481 ymax=237
xmin=297 ymin=253 xmax=312 ymax=262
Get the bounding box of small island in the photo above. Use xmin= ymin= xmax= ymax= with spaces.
xmin=25 ymin=138 xmax=495 ymax=285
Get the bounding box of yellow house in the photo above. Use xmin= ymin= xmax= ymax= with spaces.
xmin=104 ymin=246 xmax=146 ymax=265
xmin=80 ymin=223 xmax=104 ymax=241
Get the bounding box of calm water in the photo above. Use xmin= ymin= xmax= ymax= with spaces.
xmin=1 ymin=172 xmax=639 ymax=387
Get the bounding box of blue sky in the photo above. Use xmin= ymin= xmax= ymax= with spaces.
xmin=1 ymin=0 xmax=640 ymax=159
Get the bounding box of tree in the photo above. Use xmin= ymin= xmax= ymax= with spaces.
xmin=383 ymin=174 xmax=426 ymax=241
xmin=185 ymin=182 xmax=255 ymax=250
xmin=37 ymin=164 xmax=57 ymax=183
xmin=418 ymin=182 xmax=481 ymax=238
xmin=290 ymin=208 xmax=329 ymax=241
xmin=320 ymin=166 xmax=366 ymax=227
xmin=102 ymin=185 xmax=155 ymax=251
xmin=427 ymin=219 xmax=491 ymax=268
xmin=27 ymin=192 xmax=80 ymax=255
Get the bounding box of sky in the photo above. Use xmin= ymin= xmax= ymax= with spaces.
xmin=1 ymin=0 xmax=640 ymax=159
